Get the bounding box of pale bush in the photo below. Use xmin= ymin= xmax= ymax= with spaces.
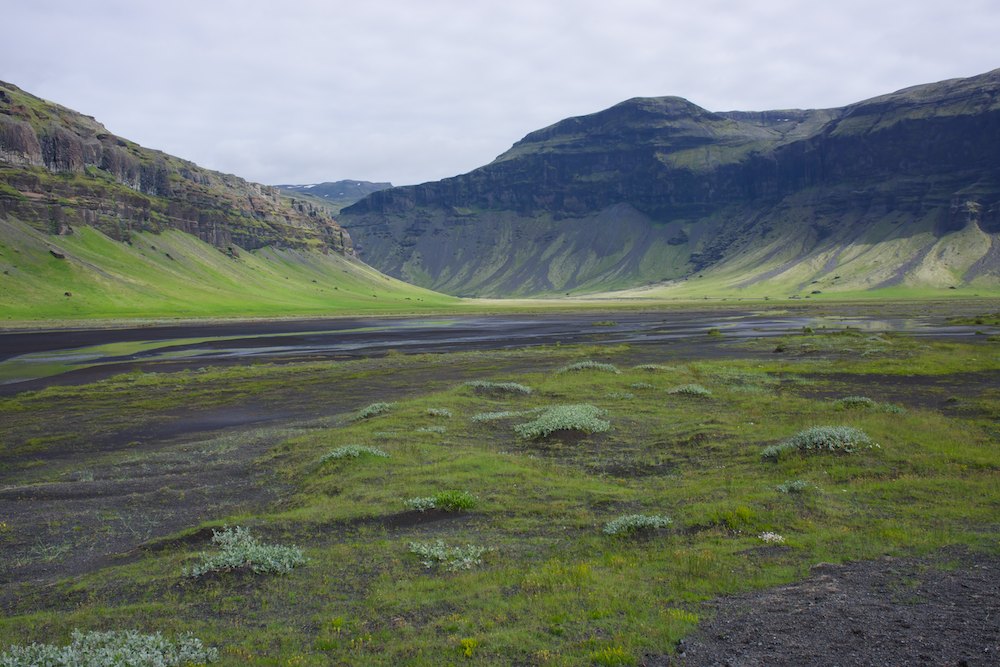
xmin=408 ymin=540 xmax=489 ymax=571
xmin=471 ymin=409 xmax=533 ymax=423
xmin=0 ymin=629 xmax=218 ymax=666
xmin=405 ymin=490 xmax=477 ymax=512
xmin=356 ymin=402 xmax=395 ymax=419
xmin=514 ymin=404 xmax=609 ymax=439
xmin=185 ymin=526 xmax=306 ymax=577
xmin=667 ymin=384 xmax=712 ymax=397
xmin=763 ymin=426 xmax=877 ymax=460
xmin=832 ymin=396 xmax=877 ymax=410
xmin=556 ymin=361 xmax=620 ymax=374
xmin=775 ymin=479 xmax=809 ymax=494
xmin=319 ymin=445 xmax=388 ymax=464
xmin=603 ymin=513 xmax=672 ymax=536
xmin=464 ymin=380 xmax=533 ymax=396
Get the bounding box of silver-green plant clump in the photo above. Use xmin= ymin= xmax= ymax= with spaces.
xmin=405 ymin=490 xmax=477 ymax=512
xmin=514 ymin=404 xmax=610 ymax=439
xmin=408 ymin=540 xmax=489 ymax=571
xmin=319 ymin=445 xmax=389 ymax=464
xmin=667 ymin=384 xmax=712 ymax=397
xmin=0 ymin=629 xmax=218 ymax=667
xmin=464 ymin=380 xmax=533 ymax=396
xmin=776 ymin=479 xmax=810 ymax=494
xmin=471 ymin=409 xmax=535 ymax=423
xmin=603 ymin=514 xmax=672 ymax=536
xmin=556 ymin=361 xmax=621 ymax=374
xmin=185 ymin=526 xmax=306 ymax=578
xmin=355 ymin=402 xmax=395 ymax=419
xmin=762 ymin=426 xmax=876 ymax=460
xmin=832 ymin=396 xmax=907 ymax=414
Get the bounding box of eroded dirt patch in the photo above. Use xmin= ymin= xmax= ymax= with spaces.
xmin=666 ymin=550 xmax=1000 ymax=667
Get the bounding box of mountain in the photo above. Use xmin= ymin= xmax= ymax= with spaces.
xmin=0 ymin=81 xmax=350 ymax=253
xmin=0 ymin=82 xmax=453 ymax=319
xmin=339 ymin=70 xmax=1000 ymax=297
xmin=276 ymin=181 xmax=393 ymax=212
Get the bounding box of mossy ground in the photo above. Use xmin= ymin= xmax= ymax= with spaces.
xmin=0 ymin=327 xmax=998 ymax=665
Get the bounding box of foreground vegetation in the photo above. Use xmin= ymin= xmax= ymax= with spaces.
xmin=1 ymin=328 xmax=998 ymax=665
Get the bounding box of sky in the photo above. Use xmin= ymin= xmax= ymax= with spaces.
xmin=3 ymin=1 xmax=998 ymax=187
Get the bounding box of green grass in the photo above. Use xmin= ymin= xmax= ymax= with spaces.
xmin=0 ymin=334 xmax=998 ymax=665
xmin=0 ymin=218 xmax=458 ymax=320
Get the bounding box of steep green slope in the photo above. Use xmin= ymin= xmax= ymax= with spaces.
xmin=340 ymin=70 xmax=1000 ymax=297
xmin=0 ymin=217 xmax=455 ymax=320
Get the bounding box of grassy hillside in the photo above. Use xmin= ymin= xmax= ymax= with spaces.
xmin=0 ymin=217 xmax=457 ymax=321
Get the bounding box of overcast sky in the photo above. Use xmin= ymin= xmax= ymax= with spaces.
xmin=3 ymin=1 xmax=998 ymax=186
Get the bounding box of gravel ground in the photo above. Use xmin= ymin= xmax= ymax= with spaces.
xmin=662 ymin=550 xmax=1000 ymax=667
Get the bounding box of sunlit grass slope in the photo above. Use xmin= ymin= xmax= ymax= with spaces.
xmin=0 ymin=218 xmax=458 ymax=320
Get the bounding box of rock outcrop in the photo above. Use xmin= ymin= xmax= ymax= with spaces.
xmin=0 ymin=81 xmax=352 ymax=254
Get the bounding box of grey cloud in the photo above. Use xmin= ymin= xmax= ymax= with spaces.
xmin=2 ymin=0 xmax=998 ymax=186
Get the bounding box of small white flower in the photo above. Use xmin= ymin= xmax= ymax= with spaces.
xmin=758 ymin=531 xmax=785 ymax=544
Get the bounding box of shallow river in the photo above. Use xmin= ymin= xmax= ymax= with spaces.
xmin=0 ymin=310 xmax=987 ymax=391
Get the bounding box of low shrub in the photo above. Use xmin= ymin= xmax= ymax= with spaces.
xmin=355 ymin=402 xmax=395 ymax=419
xmin=556 ymin=361 xmax=620 ymax=374
xmin=667 ymin=384 xmax=712 ymax=397
xmin=319 ymin=445 xmax=388 ymax=464
xmin=405 ymin=490 xmax=478 ymax=512
xmin=0 ymin=630 xmax=218 ymax=667
xmin=763 ymin=426 xmax=876 ymax=460
xmin=404 ymin=496 xmax=437 ymax=512
xmin=514 ymin=404 xmax=610 ymax=439
xmin=634 ymin=364 xmax=673 ymax=372
xmin=775 ymin=479 xmax=809 ymax=494
xmin=605 ymin=391 xmax=635 ymax=400
xmin=185 ymin=526 xmax=306 ymax=577
xmin=832 ymin=396 xmax=877 ymax=410
xmin=464 ymin=380 xmax=533 ymax=396
xmin=408 ymin=540 xmax=489 ymax=571
xmin=602 ymin=513 xmax=672 ymax=536
xmin=471 ymin=409 xmax=533 ymax=423
xmin=833 ymin=396 xmax=907 ymax=414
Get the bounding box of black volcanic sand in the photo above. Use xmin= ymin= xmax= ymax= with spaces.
xmin=1 ymin=303 xmax=994 ymax=394
xmin=664 ymin=550 xmax=1000 ymax=667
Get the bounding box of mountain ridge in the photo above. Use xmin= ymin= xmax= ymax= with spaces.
xmin=0 ymin=80 xmax=352 ymax=255
xmin=0 ymin=82 xmax=458 ymax=320
xmin=340 ymin=69 xmax=1000 ymax=297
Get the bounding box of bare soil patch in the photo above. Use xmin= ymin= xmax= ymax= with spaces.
xmin=665 ymin=550 xmax=1000 ymax=667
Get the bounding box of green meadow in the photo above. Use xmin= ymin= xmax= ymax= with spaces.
xmin=0 ymin=218 xmax=457 ymax=321
xmin=1 ymin=329 xmax=997 ymax=665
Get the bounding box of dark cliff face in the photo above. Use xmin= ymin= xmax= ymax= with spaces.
xmin=0 ymin=82 xmax=352 ymax=254
xmin=341 ymin=70 xmax=1000 ymax=296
